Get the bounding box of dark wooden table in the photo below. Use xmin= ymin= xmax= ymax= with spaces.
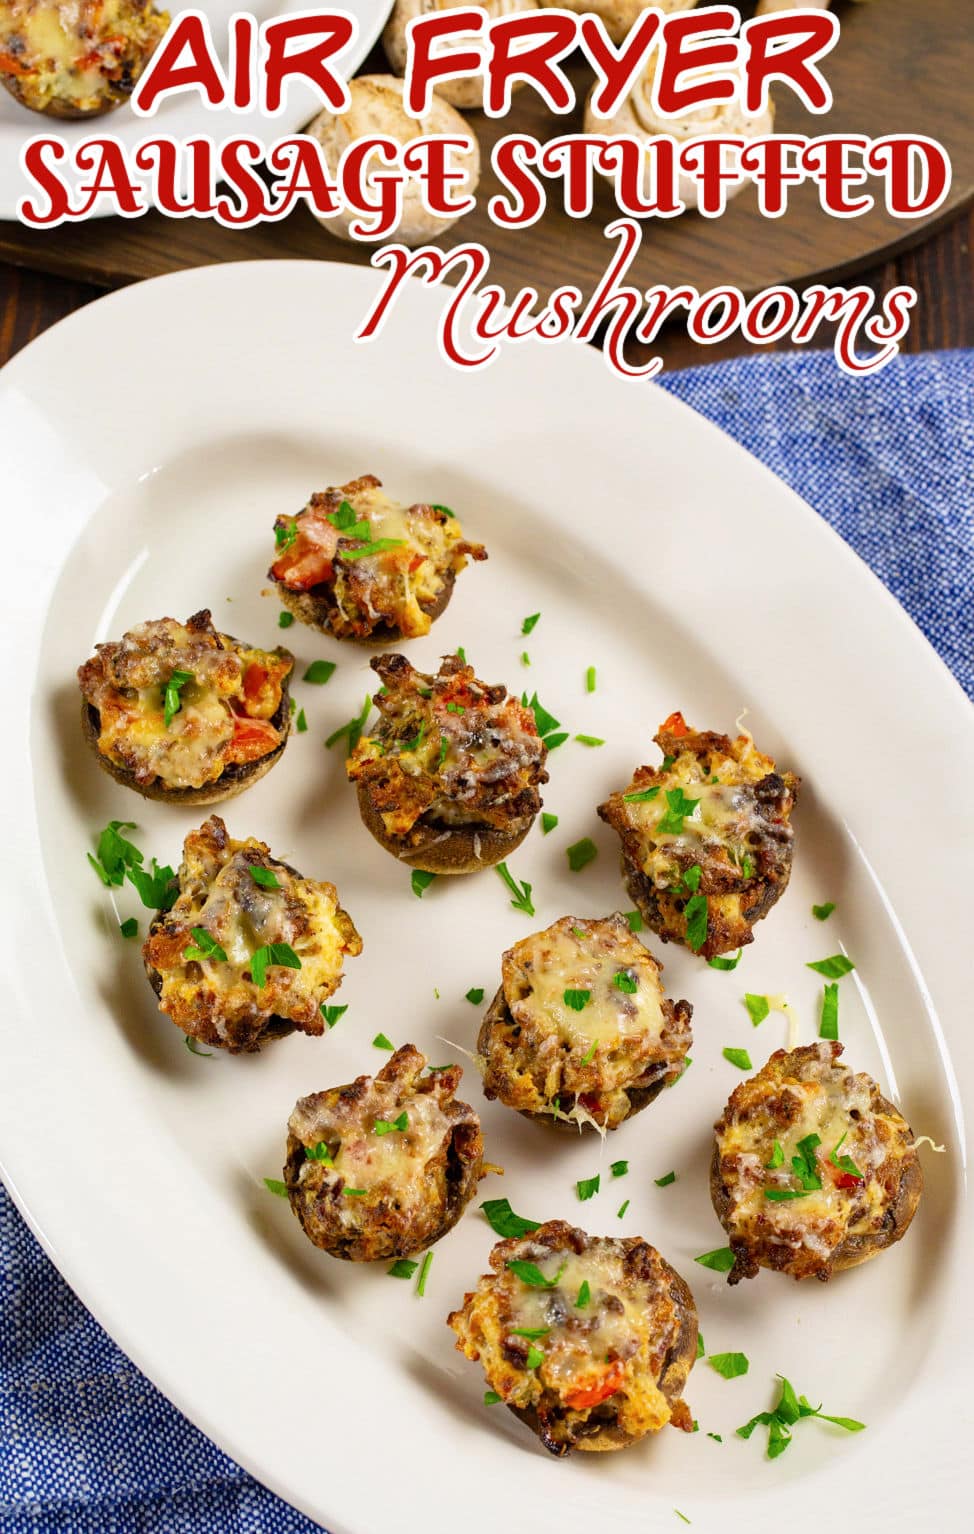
xmin=2 ymin=202 xmax=971 ymax=370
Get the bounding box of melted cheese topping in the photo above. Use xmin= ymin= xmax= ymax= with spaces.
xmin=144 ymin=816 xmax=361 ymax=1046
xmin=449 ymin=1231 xmax=690 ymax=1447
xmin=623 ymin=735 xmax=775 ymax=888
xmin=290 ymin=1078 xmax=456 ymax=1222
xmin=482 ymin=916 xmax=690 ymax=1127
xmin=716 ymin=1044 xmax=914 ymax=1272
xmin=0 ymin=2 xmax=168 ymax=114
xmin=78 ymin=615 xmax=291 ymax=790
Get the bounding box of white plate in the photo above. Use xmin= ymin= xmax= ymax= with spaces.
xmin=0 ymin=261 xmax=970 ymax=1534
xmin=0 ymin=1 xmax=392 ymax=220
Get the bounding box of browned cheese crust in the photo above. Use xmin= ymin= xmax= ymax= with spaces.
xmin=284 ymin=1044 xmax=484 ymax=1261
xmin=477 ymin=914 xmax=692 ymax=1131
xmin=347 ymin=652 xmax=549 ymax=873
xmin=448 ymin=1221 xmax=697 ymax=1456
xmin=598 ymin=712 xmax=799 ymax=958
xmin=0 ymin=2 xmax=169 ymax=119
xmin=710 ymin=1042 xmax=923 ymax=1284
xmin=78 ymin=610 xmax=293 ymax=804
xmin=268 ymin=473 xmax=487 ymax=642
xmin=142 ymin=815 xmax=362 ymax=1053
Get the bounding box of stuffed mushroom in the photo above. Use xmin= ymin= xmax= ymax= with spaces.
xmin=0 ymin=1 xmax=169 ymax=119
xmin=347 ymin=652 xmax=549 ymax=873
xmin=710 ymin=1042 xmax=923 ymax=1285
xmin=478 ymin=915 xmax=692 ymax=1131
xmin=598 ymin=711 xmax=799 ymax=959
xmin=284 ymin=1044 xmax=484 ymax=1261
xmin=448 ymin=1221 xmax=697 ymax=1455
xmin=78 ymin=610 xmax=293 ymax=804
xmin=269 ymin=474 xmax=487 ymax=643
xmin=142 ymin=815 xmax=362 ymax=1053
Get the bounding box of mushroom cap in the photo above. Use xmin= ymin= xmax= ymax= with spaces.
xmin=306 ymin=74 xmax=481 ymax=245
xmin=382 ymin=0 xmax=542 ymax=109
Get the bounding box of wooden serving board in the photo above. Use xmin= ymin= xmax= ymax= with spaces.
xmin=1 ymin=0 xmax=971 ymax=298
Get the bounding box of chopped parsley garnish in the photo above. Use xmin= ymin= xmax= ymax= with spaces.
xmin=585 ymin=666 xmax=596 ymax=692
xmin=341 ymin=538 xmax=406 ymax=561
xmin=576 ymin=1174 xmax=600 ymax=1201
xmin=696 ymin=1333 xmax=705 ymax=1359
xmin=709 ymin=1352 xmax=749 ymax=1380
xmin=303 ymin=660 xmax=336 ymax=685
xmin=675 ymin=1513 xmax=691 ymax=1526
xmin=744 ymin=993 xmax=770 ymax=1026
xmin=624 ymin=909 xmax=643 ymax=931
xmin=374 ymin=1112 xmax=408 ymax=1136
xmin=305 ymin=1141 xmax=333 ymax=1163
xmin=250 ymin=942 xmax=301 ymax=989
xmin=466 ymin=987 xmax=485 ymax=1005
xmin=520 ymin=651 xmax=530 ymax=666
xmin=321 ymin=1003 xmax=347 ymax=1027
xmin=655 ymin=1171 xmax=677 ymax=1187
xmin=484 ymin=1390 xmax=502 ymax=1405
xmin=766 ymin=1133 xmax=822 ymax=1200
xmin=163 ymin=668 xmax=193 ymax=728
xmin=183 ymin=927 xmax=228 ymax=964
xmin=387 ymin=1259 xmax=419 ymax=1279
xmin=736 ymin=851 xmax=756 ymax=880
xmin=623 ymin=786 xmax=660 ymax=803
xmin=617 ymin=1199 xmax=630 ymax=1218
xmin=372 ymin=1033 xmax=394 ymax=1050
xmin=403 ymin=722 xmax=428 ymax=754
xmin=249 ymin=865 xmax=280 ymax=889
xmin=506 ymin=1258 xmax=567 ymax=1289
xmin=444 ymin=701 xmax=465 ymax=715
xmin=737 ymin=1374 xmax=865 ymax=1459
xmin=580 ymin=1040 xmax=597 ymax=1066
xmin=544 ymin=732 xmax=569 ymax=750
xmin=525 ymin=1343 xmax=545 ymax=1370
xmin=684 ymin=894 xmax=709 ymax=952
xmin=566 ymin=837 xmax=597 ymax=873
xmin=723 ymin=1047 xmax=752 ymax=1071
xmin=278 ymin=610 xmax=295 ymax=628
xmin=327 ymin=501 xmax=364 ymax=534
xmin=456 ymin=647 xmax=466 ymax=663
xmin=657 ymin=787 xmax=701 ymax=835
xmin=610 ymin=1160 xmax=628 ymax=1178
xmin=563 ymin=988 xmax=591 ymax=1011
xmin=416 ymin=1251 xmax=433 ymax=1296
xmin=344 ymin=1188 xmax=367 ymax=1197
xmin=412 ymin=869 xmax=436 ymax=898
xmin=89 ymin=821 xmax=179 ymax=910
xmin=807 ymin=954 xmax=855 ymax=978
xmin=708 ymin=1433 xmax=723 ymax=1443
xmin=185 ymin=1036 xmax=213 ymax=1058
xmin=766 ymin=1141 xmax=785 ymax=1169
xmin=431 ymin=503 xmax=455 ymax=518
xmin=575 ymin=1280 xmax=591 ymax=1307
xmin=541 ymin=812 xmax=558 ymax=834
xmin=510 ymin=1326 xmax=549 ymax=1339
xmin=708 ymin=949 xmax=742 ymax=971
xmin=274 ymin=521 xmax=297 ymax=551
xmin=119 ymin=917 xmax=138 ymax=939
xmin=812 ymin=902 xmax=836 ymax=921
xmin=295 ymin=708 xmax=308 ymax=733
xmin=674 ymin=864 xmax=702 ymax=894
xmin=829 ymin=1132 xmax=864 ymax=1180
xmin=437 ymin=733 xmax=449 ymax=768
xmin=264 ymin=1178 xmax=288 ymax=1198
xmin=574 ymin=734 xmax=604 ymax=748
xmin=519 ymin=690 xmax=562 ymax=747
xmin=481 ymin=1198 xmax=540 ymax=1238
xmin=695 ymin=1247 xmax=735 ymax=1273
xmin=324 ymin=693 xmax=371 ymax=752
xmin=495 ymin=861 xmax=534 ymax=915
xmin=820 ymin=981 xmax=839 ymax=1040
xmin=521 ymin=613 xmax=540 ymax=635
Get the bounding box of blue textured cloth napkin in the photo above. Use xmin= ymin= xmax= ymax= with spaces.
xmin=2 ymin=349 xmax=971 ymax=1534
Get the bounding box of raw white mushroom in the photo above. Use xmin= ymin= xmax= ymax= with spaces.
xmin=305 ymin=75 xmax=480 ymax=245
xmin=584 ymin=57 xmax=774 ymax=212
xmin=383 ymin=0 xmax=542 ymax=110
xmin=539 ymin=0 xmax=698 ymax=48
